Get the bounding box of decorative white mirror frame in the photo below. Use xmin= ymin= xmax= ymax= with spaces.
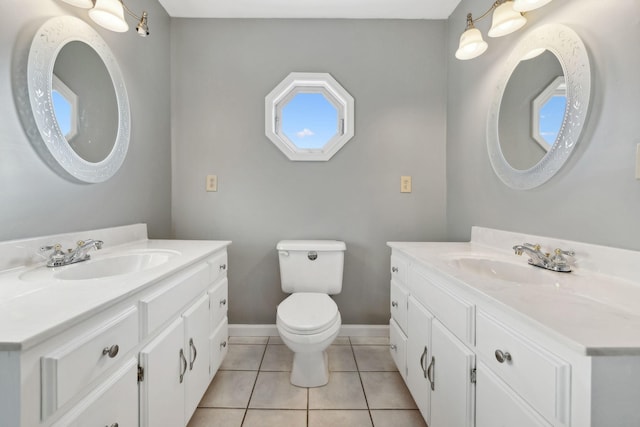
xmin=27 ymin=16 xmax=130 ymax=183
xmin=265 ymin=72 xmax=354 ymax=161
xmin=487 ymin=24 xmax=591 ymax=190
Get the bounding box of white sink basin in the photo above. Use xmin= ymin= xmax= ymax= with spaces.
xmin=445 ymin=255 xmax=555 ymax=285
xmin=19 ymin=250 xmax=180 ymax=281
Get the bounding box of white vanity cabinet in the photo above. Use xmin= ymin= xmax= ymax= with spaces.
xmin=0 ymin=227 xmax=230 ymax=427
xmin=389 ymin=255 xmax=409 ymax=380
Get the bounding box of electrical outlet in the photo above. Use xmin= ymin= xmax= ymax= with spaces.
xmin=206 ymin=175 xmax=217 ymax=192
xmin=401 ymin=176 xmax=412 ymax=193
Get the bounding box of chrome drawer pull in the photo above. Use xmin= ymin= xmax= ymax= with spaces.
xmin=495 ymin=349 xmax=512 ymax=363
xmin=391 ymin=266 xmax=399 ymax=273
xmin=420 ymin=346 xmax=428 ymax=379
xmin=189 ymin=338 xmax=197 ymax=370
xmin=390 ymin=344 xmax=397 ymax=351
xmin=220 ymin=298 xmax=227 ymax=306
xmin=426 ymin=356 xmax=435 ymax=391
xmin=179 ymin=348 xmax=187 ymax=383
xmin=220 ymin=340 xmax=227 ymax=350
xmin=219 ymin=264 xmax=227 ymax=271
xmin=391 ymin=301 xmax=398 ymax=308
xmin=106 ymin=424 xmax=119 ymax=427
xmin=102 ymin=345 xmax=119 ymax=358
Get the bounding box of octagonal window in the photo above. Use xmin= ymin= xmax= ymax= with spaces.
xmin=266 ymin=73 xmax=354 ymax=161
xmin=532 ymin=76 xmax=566 ymax=150
xmin=51 ymin=74 xmax=79 ymax=140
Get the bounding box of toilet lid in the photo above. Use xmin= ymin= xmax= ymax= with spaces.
xmin=277 ymin=293 xmax=339 ymax=335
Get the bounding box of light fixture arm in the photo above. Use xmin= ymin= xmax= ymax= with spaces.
xmin=466 ymin=0 xmax=508 ymax=28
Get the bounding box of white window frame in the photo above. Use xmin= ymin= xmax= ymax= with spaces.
xmin=265 ymin=72 xmax=354 ymax=161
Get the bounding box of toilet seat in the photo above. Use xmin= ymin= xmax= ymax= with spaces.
xmin=277 ymin=293 xmax=339 ymax=335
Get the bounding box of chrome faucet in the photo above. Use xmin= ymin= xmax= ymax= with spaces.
xmin=41 ymin=239 xmax=103 ymax=267
xmin=513 ymin=243 xmax=574 ymax=273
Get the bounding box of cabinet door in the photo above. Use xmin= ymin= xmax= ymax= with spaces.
xmin=183 ymin=294 xmax=212 ymax=423
xmin=139 ymin=317 xmax=185 ymax=427
xmin=430 ymin=320 xmax=475 ymax=427
xmin=406 ymin=296 xmax=433 ymax=425
xmin=389 ymin=318 xmax=407 ymax=380
xmin=476 ymin=362 xmax=552 ymax=427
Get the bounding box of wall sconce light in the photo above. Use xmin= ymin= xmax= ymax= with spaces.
xmin=455 ymin=0 xmax=552 ymax=60
xmin=59 ymin=0 xmax=149 ymax=36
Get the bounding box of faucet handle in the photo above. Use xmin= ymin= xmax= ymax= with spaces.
xmin=524 ymin=242 xmax=541 ymax=251
xmin=555 ymin=248 xmax=575 ymax=257
xmin=40 ymin=243 xmax=63 ymax=254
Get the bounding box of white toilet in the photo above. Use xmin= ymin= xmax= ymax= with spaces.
xmin=276 ymin=240 xmax=346 ymax=387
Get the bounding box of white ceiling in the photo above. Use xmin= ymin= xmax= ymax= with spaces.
xmin=157 ymin=0 xmax=463 ymax=20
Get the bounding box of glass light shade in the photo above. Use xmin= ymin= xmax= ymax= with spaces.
xmin=513 ymin=0 xmax=553 ymax=12
xmin=488 ymin=1 xmax=527 ymax=38
xmin=89 ymin=0 xmax=129 ymax=32
xmin=455 ymin=28 xmax=489 ymax=60
xmin=59 ymin=0 xmax=94 ymax=8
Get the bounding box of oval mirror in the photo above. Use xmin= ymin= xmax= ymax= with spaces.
xmin=27 ymin=16 xmax=130 ymax=183
xmin=487 ymin=24 xmax=591 ymax=190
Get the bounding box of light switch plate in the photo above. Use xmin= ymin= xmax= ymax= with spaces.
xmin=401 ymin=176 xmax=412 ymax=193
xmin=206 ymin=175 xmax=217 ymax=192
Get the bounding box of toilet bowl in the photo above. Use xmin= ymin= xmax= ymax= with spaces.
xmin=276 ymin=292 xmax=341 ymax=387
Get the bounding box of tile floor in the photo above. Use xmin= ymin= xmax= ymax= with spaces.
xmin=187 ymin=336 xmax=427 ymax=427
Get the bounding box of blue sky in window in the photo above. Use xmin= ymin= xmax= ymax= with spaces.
xmin=52 ymin=90 xmax=72 ymax=137
xmin=539 ymin=95 xmax=567 ymax=146
xmin=282 ymin=93 xmax=338 ymax=149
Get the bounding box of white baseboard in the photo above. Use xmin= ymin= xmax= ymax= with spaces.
xmin=229 ymin=324 xmax=389 ymax=337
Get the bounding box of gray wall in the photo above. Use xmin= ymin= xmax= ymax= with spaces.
xmin=446 ymin=0 xmax=640 ymax=250
xmin=0 ymin=0 xmax=173 ymax=241
xmin=170 ymin=19 xmax=448 ymax=324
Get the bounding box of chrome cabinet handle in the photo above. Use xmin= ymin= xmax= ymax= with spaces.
xmin=390 ymin=344 xmax=397 ymax=351
xmin=391 ymin=301 xmax=398 ymax=308
xmin=179 ymin=348 xmax=187 ymax=383
xmin=219 ymin=264 xmax=227 ymax=271
xmin=426 ymin=356 xmax=435 ymax=391
xmin=391 ymin=266 xmax=399 ymax=273
xmin=105 ymin=424 xmax=119 ymax=427
xmin=495 ymin=349 xmax=512 ymax=363
xmin=102 ymin=345 xmax=119 ymax=358
xmin=220 ymin=298 xmax=227 ymax=306
xmin=189 ymin=338 xmax=197 ymax=370
xmin=220 ymin=340 xmax=227 ymax=350
xmin=420 ymin=346 xmax=428 ymax=379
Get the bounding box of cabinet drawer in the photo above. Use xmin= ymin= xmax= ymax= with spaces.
xmin=209 ymin=277 xmax=229 ymax=329
xmin=410 ymin=267 xmax=475 ymax=346
xmin=207 ymin=250 xmax=228 ymax=284
xmin=140 ymin=263 xmax=209 ymax=336
xmin=390 ymin=254 xmax=408 ymax=286
xmin=51 ymin=358 xmax=138 ymax=427
xmin=210 ymin=317 xmax=229 ymax=376
xmin=389 ymin=318 xmax=407 ymax=381
xmin=476 ymin=311 xmax=570 ymax=425
xmin=476 ymin=362 xmax=552 ymax=427
xmin=42 ymin=306 xmax=139 ymax=418
xmin=390 ymin=279 xmax=408 ymax=334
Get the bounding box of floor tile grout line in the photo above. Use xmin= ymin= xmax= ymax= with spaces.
xmin=348 ymin=338 xmax=376 ymax=427
xmin=239 ymin=343 xmax=268 ymax=427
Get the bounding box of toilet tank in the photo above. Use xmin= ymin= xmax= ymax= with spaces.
xmin=277 ymin=240 xmax=346 ymax=294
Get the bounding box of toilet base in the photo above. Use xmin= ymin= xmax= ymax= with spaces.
xmin=290 ymin=350 xmax=329 ymax=388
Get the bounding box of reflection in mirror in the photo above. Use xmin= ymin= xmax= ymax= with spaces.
xmin=52 ymin=75 xmax=78 ymax=140
xmin=52 ymin=41 xmax=118 ymax=163
xmin=487 ymin=24 xmax=591 ymax=190
xmin=498 ymin=50 xmax=565 ymax=170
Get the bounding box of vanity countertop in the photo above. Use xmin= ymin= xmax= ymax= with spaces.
xmin=389 ymin=227 xmax=640 ymax=356
xmin=0 ymin=225 xmax=230 ymax=351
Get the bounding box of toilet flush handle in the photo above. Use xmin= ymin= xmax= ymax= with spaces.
xmin=279 ymin=251 xmax=289 ymax=257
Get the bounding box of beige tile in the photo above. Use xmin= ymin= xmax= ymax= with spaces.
xmin=350 ymin=336 xmax=389 ymax=345
xmin=219 ymin=344 xmax=265 ymax=371
xmin=309 ymin=372 xmax=367 ymax=410
xmin=261 ymin=344 xmax=294 ymax=371
xmin=353 ymin=345 xmax=397 ymax=371
xmin=243 ymin=409 xmax=307 ymax=427
xmin=333 ymin=336 xmax=351 ymax=345
xmin=187 ymin=408 xmax=245 ymax=427
xmin=199 ymin=371 xmax=257 ymax=408
xmin=249 ymin=372 xmax=308 ymax=409
xmin=228 ymin=336 xmax=269 ymax=345
xmin=370 ymin=410 xmax=427 ymax=427
xmin=361 ymin=372 xmax=417 ymax=409
xmin=268 ymin=336 xmax=285 ymax=345
xmin=309 ymin=410 xmax=372 ymax=427
xmin=327 ymin=345 xmax=357 ymax=371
